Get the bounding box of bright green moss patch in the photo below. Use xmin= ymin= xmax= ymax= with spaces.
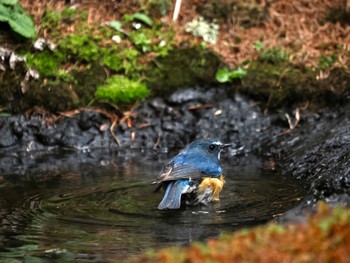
xmin=259 ymin=46 xmax=290 ymax=65
xmin=95 ymin=76 xmax=149 ymax=104
xmin=59 ymin=34 xmax=101 ymax=63
xmin=26 ymin=50 xmax=65 ymax=77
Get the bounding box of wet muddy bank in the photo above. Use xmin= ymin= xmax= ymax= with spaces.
xmin=267 ymin=103 xmax=350 ymax=222
xmin=0 ymin=87 xmax=349 ymax=219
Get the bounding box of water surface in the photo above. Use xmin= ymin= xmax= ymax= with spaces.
xmin=0 ymin=150 xmax=303 ymax=262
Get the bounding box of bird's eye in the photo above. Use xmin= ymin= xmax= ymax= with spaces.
xmin=208 ymin=144 xmax=216 ymax=152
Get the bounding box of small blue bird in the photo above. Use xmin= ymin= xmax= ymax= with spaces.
xmin=153 ymin=138 xmax=231 ymax=210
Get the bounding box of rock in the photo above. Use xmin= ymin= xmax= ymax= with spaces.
xmin=0 ymin=121 xmax=21 ymax=148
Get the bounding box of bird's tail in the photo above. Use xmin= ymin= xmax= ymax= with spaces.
xmin=158 ymin=180 xmax=192 ymax=210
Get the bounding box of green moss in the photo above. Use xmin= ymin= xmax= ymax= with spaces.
xmin=129 ymin=30 xmax=153 ymax=52
xmin=26 ymin=50 xmax=65 ymax=76
xmin=120 ymin=48 xmax=142 ymax=75
xmin=318 ymin=53 xmax=337 ymax=69
xmin=61 ymin=7 xmax=78 ymax=22
xmin=128 ymin=26 xmax=174 ymax=56
xmin=23 ymin=80 xmax=79 ymax=112
xmin=240 ymin=61 xmax=312 ymax=108
xmin=72 ymin=64 xmax=106 ymax=106
xmin=100 ymin=47 xmax=141 ymax=75
xmin=259 ymin=47 xmax=290 ymax=65
xmin=145 ymin=46 xmax=221 ymax=93
xmin=100 ymin=48 xmax=124 ymax=71
xmin=95 ymin=75 xmax=149 ymax=104
xmin=41 ymin=9 xmax=61 ymax=29
xmin=59 ymin=34 xmax=101 ymax=62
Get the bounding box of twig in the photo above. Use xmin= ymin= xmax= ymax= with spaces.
xmin=110 ymin=119 xmax=121 ymax=146
xmin=153 ymin=134 xmax=161 ymax=150
xmin=277 ymin=107 xmax=301 ymax=136
xmin=187 ymin=104 xmax=214 ymax=110
xmin=173 ymin=0 xmax=183 ymax=21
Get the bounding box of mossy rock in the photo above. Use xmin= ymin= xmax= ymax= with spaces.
xmin=20 ymin=81 xmax=79 ymax=112
xmin=315 ymin=68 xmax=350 ymax=105
xmin=145 ymin=47 xmax=221 ymax=94
xmin=0 ymin=60 xmax=27 ymax=107
xmin=72 ymin=64 xmax=107 ymax=106
xmin=239 ymin=61 xmax=350 ymax=109
xmin=240 ymin=61 xmax=314 ymax=109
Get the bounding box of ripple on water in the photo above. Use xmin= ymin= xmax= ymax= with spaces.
xmin=0 ymin=154 xmax=304 ymax=261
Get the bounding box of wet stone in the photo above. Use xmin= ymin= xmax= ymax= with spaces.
xmin=78 ymin=110 xmax=106 ymax=130
xmin=168 ymin=87 xmax=207 ymax=105
xmin=0 ymin=122 xmax=21 ymax=147
xmin=149 ymin=97 xmax=167 ymax=111
xmin=36 ymin=126 xmax=63 ymax=146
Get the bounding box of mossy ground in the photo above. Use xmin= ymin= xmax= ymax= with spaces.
xmin=132 ymin=203 xmax=350 ymax=263
xmin=1 ymin=0 xmax=350 ymax=113
xmin=1 ymin=2 xmax=224 ymax=113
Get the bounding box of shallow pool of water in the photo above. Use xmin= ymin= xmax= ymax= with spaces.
xmin=0 ymin=150 xmax=303 ymax=262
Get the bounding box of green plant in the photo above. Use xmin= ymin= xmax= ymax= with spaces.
xmin=215 ymin=67 xmax=247 ymax=83
xmin=119 ymin=48 xmax=141 ymax=75
xmin=108 ymin=20 xmax=123 ymax=32
xmin=152 ymin=29 xmax=175 ymax=56
xmin=61 ymin=7 xmax=78 ymax=21
xmin=41 ymin=7 xmax=88 ymax=37
xmin=124 ymin=12 xmax=153 ymax=27
xmin=253 ymin=40 xmax=264 ymax=51
xmin=26 ymin=50 xmax=64 ymax=76
xmin=185 ymin=16 xmax=219 ymax=44
xmin=259 ymin=47 xmax=290 ymax=64
xmin=59 ymin=34 xmax=100 ymax=62
xmin=95 ymin=75 xmax=149 ymax=104
xmin=101 ymin=48 xmax=124 ymax=72
xmin=41 ymin=9 xmax=61 ymax=29
xmin=129 ymin=30 xmax=152 ymax=52
xmin=0 ymin=0 xmax=36 ymax=38
xmin=100 ymin=47 xmax=141 ymax=75
xmin=128 ymin=27 xmax=174 ymax=55
xmin=318 ymin=53 xmax=337 ymax=69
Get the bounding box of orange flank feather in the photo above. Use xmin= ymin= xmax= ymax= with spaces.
xmin=198 ymin=175 xmax=225 ymax=201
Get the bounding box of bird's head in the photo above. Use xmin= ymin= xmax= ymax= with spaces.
xmin=185 ymin=138 xmax=231 ymax=162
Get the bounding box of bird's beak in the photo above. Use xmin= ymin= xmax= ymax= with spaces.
xmin=221 ymin=143 xmax=232 ymax=149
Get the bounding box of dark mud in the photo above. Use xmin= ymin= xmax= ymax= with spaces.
xmin=266 ymin=104 xmax=350 ymax=222
xmin=0 ymin=87 xmax=349 ymax=219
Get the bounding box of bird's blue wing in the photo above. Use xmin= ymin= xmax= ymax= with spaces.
xmin=154 ymin=161 xmax=204 ymax=183
xmin=154 ymin=154 xmax=222 ymax=183
xmin=158 ymin=180 xmax=194 ymax=210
